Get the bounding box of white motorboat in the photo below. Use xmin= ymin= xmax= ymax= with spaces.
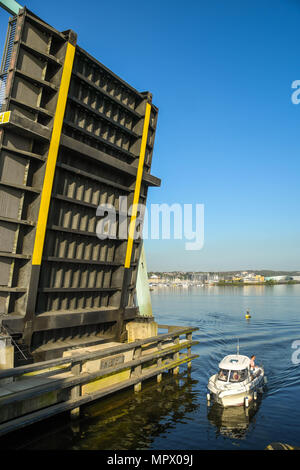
xmin=207 ymin=354 xmax=265 ymax=407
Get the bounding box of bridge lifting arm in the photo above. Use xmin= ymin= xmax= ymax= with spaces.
xmin=0 ymin=0 xmax=154 ymax=323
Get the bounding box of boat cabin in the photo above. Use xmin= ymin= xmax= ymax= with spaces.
xmin=217 ymin=355 xmax=250 ymax=383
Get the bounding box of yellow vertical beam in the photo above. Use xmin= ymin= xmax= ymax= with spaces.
xmin=124 ymin=102 xmax=151 ymax=268
xmin=0 ymin=111 xmax=11 ymax=124
xmin=32 ymin=42 xmax=75 ymax=266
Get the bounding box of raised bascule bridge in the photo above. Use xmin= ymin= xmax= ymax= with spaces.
xmin=0 ymin=0 xmax=198 ymax=437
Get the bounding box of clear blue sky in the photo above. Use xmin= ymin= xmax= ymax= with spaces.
xmin=1 ymin=0 xmax=300 ymax=272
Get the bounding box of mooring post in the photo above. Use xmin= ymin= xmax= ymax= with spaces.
xmin=173 ymin=336 xmax=180 ymax=375
xmin=70 ymin=360 xmax=82 ymax=419
xmin=133 ymin=346 xmax=142 ymax=392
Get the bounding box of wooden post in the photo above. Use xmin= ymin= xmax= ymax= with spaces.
xmin=173 ymin=336 xmax=180 ymax=375
xmin=157 ymin=340 xmax=163 ymax=383
xmin=70 ymin=360 xmax=82 ymax=419
xmin=133 ymin=346 xmax=142 ymax=392
xmin=186 ymin=332 xmax=192 ymax=370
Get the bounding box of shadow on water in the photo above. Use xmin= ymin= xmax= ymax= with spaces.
xmin=207 ymin=399 xmax=261 ymax=440
xmin=0 ymin=371 xmax=200 ymax=450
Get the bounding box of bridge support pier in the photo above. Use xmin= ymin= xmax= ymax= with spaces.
xmin=0 ymin=335 xmax=14 ymax=385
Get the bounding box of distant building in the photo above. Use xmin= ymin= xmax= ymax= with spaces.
xmin=243 ymin=274 xmax=264 ymax=283
xmin=149 ymin=274 xmax=162 ymax=284
xmin=265 ymin=276 xmax=283 ymax=281
xmin=223 ymin=273 xmax=265 ymax=283
xmin=265 ymin=276 xmax=293 ymax=282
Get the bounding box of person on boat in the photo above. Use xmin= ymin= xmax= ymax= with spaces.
xmin=232 ymin=371 xmax=240 ymax=382
xmin=219 ymin=369 xmax=227 ymax=381
xmin=250 ymin=355 xmax=256 ymax=376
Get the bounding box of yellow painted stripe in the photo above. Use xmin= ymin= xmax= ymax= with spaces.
xmin=124 ymin=102 xmax=151 ymax=268
xmin=0 ymin=111 xmax=11 ymax=124
xmin=32 ymin=42 xmax=75 ymax=266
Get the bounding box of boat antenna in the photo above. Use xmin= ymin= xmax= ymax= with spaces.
xmin=237 ymin=338 xmax=240 ymax=355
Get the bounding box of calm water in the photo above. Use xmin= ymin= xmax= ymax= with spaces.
xmin=2 ymin=285 xmax=300 ymax=450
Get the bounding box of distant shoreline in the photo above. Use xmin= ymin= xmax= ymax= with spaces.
xmin=216 ymin=281 xmax=300 ymax=286
xmin=149 ymin=281 xmax=300 ymax=289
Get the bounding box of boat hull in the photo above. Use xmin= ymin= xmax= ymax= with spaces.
xmin=211 ymin=390 xmax=254 ymax=407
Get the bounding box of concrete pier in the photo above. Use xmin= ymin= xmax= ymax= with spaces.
xmin=0 ymin=335 xmax=14 ymax=385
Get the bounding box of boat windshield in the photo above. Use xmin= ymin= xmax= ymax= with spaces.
xmin=218 ymin=369 xmax=229 ymax=382
xmin=229 ymin=369 xmax=248 ymax=383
